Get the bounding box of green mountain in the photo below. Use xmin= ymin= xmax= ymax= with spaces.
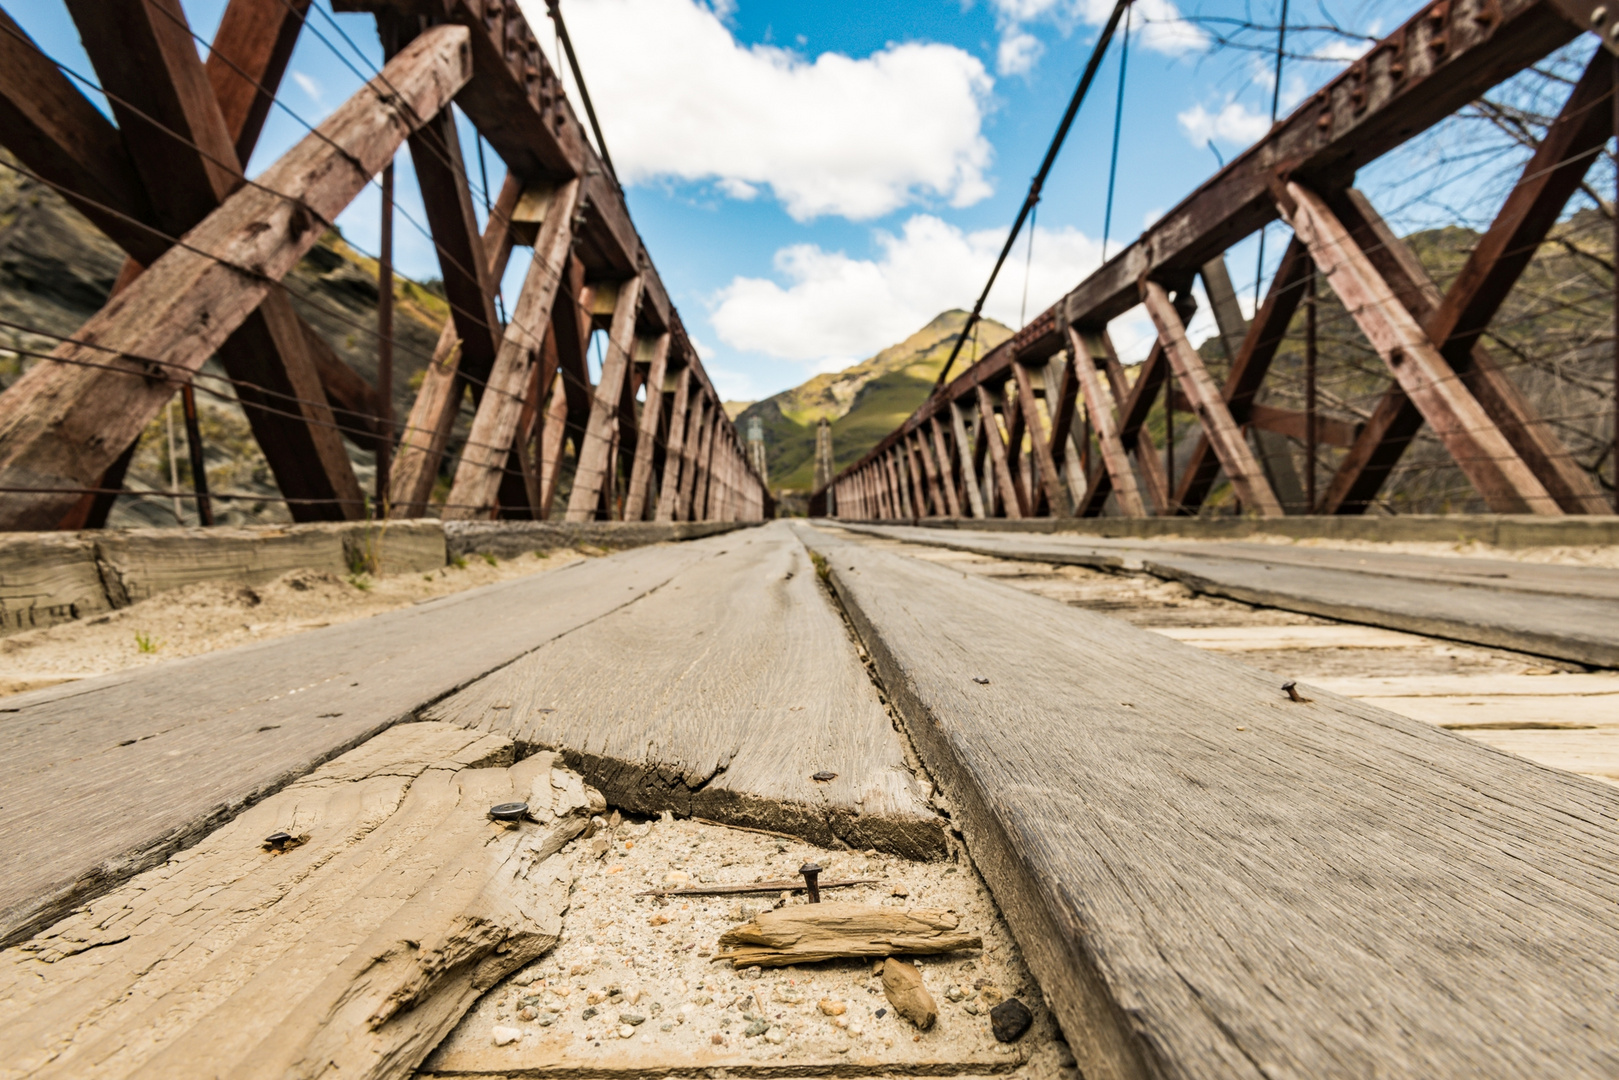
xmin=736 ymin=311 xmax=1014 ymax=500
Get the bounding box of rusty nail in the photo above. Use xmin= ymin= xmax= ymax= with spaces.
xmin=800 ymin=862 xmax=822 ymax=903
xmin=264 ymin=832 xmax=293 ymax=852
xmin=1282 ymin=680 xmax=1305 ymax=703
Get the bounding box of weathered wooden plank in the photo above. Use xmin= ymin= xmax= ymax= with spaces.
xmin=0 ymin=534 xmax=108 ymax=635
xmin=424 ymin=522 xmax=943 ymax=858
xmin=1283 ymin=182 xmax=1561 ymax=515
xmin=845 ymin=520 xmax=1619 ymax=668
xmin=0 ymin=27 xmax=472 ymax=531
xmin=796 ymin=521 xmax=1619 ymax=1079
xmin=0 ymin=535 xmax=713 ymax=947
xmin=0 ymin=722 xmax=597 ymax=1080
xmin=444 ymin=181 xmax=581 ymax=520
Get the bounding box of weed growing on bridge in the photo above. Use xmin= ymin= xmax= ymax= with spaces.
xmin=133 ymin=631 xmax=161 ymax=654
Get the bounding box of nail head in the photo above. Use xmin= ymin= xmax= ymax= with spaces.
xmin=489 ymin=801 xmax=530 ymax=821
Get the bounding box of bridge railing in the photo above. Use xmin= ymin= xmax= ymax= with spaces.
xmin=0 ymin=0 xmax=769 ymax=529
xmin=824 ymin=0 xmax=1615 ymax=522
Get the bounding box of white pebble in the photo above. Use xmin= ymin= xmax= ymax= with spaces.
xmin=618 ymin=1024 xmax=636 ymax=1039
xmin=492 ymin=1026 xmax=523 ymax=1046
xmin=765 ymin=1026 xmax=785 ymax=1045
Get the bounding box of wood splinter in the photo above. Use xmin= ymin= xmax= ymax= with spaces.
xmin=715 ymin=902 xmax=980 ymax=967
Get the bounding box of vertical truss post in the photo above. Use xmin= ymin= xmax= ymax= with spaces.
xmin=624 ymin=333 xmax=672 ymax=521
xmin=928 ymin=416 xmax=964 ymax=517
xmin=949 ymin=400 xmax=988 ymax=518
xmin=1143 ymin=281 xmax=1284 ymax=517
xmin=1043 ymin=354 xmax=1088 ymax=508
xmin=179 ymin=381 xmax=212 ymax=526
xmin=976 ymin=385 xmax=1023 ymax=518
xmin=445 ymin=180 xmax=581 ymax=519
xmin=1306 ymin=265 xmax=1318 ymax=511
xmin=376 ymin=158 xmax=395 ymax=511
xmin=1013 ymin=361 xmax=1073 ymax=516
xmin=567 ymin=276 xmax=645 ymax=521
xmin=391 ymin=174 xmax=522 ymax=516
xmin=654 ymin=365 xmax=693 ymax=522
xmin=1071 ymin=329 xmax=1147 ymax=516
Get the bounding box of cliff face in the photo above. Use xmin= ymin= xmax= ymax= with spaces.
xmin=736 ymin=310 xmax=1015 ymax=497
xmin=0 ymin=150 xmax=450 ymax=526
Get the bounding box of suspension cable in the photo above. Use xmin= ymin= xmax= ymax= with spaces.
xmin=932 ymin=0 xmax=1136 ymax=391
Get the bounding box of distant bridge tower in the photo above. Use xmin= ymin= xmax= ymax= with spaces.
xmin=747 ymin=416 xmax=769 ymax=486
xmin=813 ymin=417 xmax=835 ymax=515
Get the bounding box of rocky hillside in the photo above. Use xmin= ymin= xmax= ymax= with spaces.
xmin=0 ymin=149 xmax=448 ymax=525
xmin=736 ymin=310 xmax=1015 ymax=498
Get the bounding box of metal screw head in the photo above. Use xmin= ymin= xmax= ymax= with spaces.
xmin=264 ymin=832 xmax=293 ymax=852
xmin=1282 ymin=680 xmax=1305 ymax=703
xmin=489 ymin=801 xmax=530 ymax=822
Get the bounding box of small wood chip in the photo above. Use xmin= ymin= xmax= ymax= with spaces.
xmin=716 ymin=902 xmax=980 ymax=967
xmin=882 ymin=958 xmax=937 ymax=1030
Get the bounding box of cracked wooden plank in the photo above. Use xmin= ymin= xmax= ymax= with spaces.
xmin=0 ymin=540 xmax=716 ymax=948
xmin=0 ymin=722 xmax=601 ymax=1080
xmin=424 ymin=522 xmax=944 ymax=859
xmin=795 ymin=522 xmax=1619 ymax=1079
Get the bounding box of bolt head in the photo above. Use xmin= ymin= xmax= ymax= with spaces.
xmin=799 ymin=862 xmax=822 ymax=876
xmin=263 ymin=832 xmax=293 ymax=851
xmin=489 ymin=801 xmax=530 ymax=821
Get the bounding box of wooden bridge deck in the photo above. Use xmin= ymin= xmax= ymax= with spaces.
xmin=840 ymin=523 xmax=1619 ymax=667
xmin=5 ymin=521 xmax=1619 ymax=1077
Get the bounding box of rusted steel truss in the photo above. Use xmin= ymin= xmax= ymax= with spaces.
xmin=0 ymin=0 xmax=769 ymax=529
xmin=826 ymin=0 xmax=1615 ymax=520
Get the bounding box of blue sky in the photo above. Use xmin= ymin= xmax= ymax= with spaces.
xmin=14 ymin=0 xmax=1430 ymax=399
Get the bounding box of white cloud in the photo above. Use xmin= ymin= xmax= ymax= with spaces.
xmin=291 ymin=71 xmax=322 ymax=104
xmin=521 ymin=0 xmax=994 ymax=221
xmin=710 ymin=214 xmax=1104 ymax=368
xmin=1177 ymin=99 xmax=1271 ymax=148
xmin=988 ymin=0 xmax=1207 ymax=78
xmin=1315 ymin=37 xmax=1370 ymax=64
xmin=997 ymin=30 xmax=1044 ymax=75
xmin=707 ymin=366 xmax=761 ymax=401
xmin=1127 ymin=0 xmax=1210 ymax=56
